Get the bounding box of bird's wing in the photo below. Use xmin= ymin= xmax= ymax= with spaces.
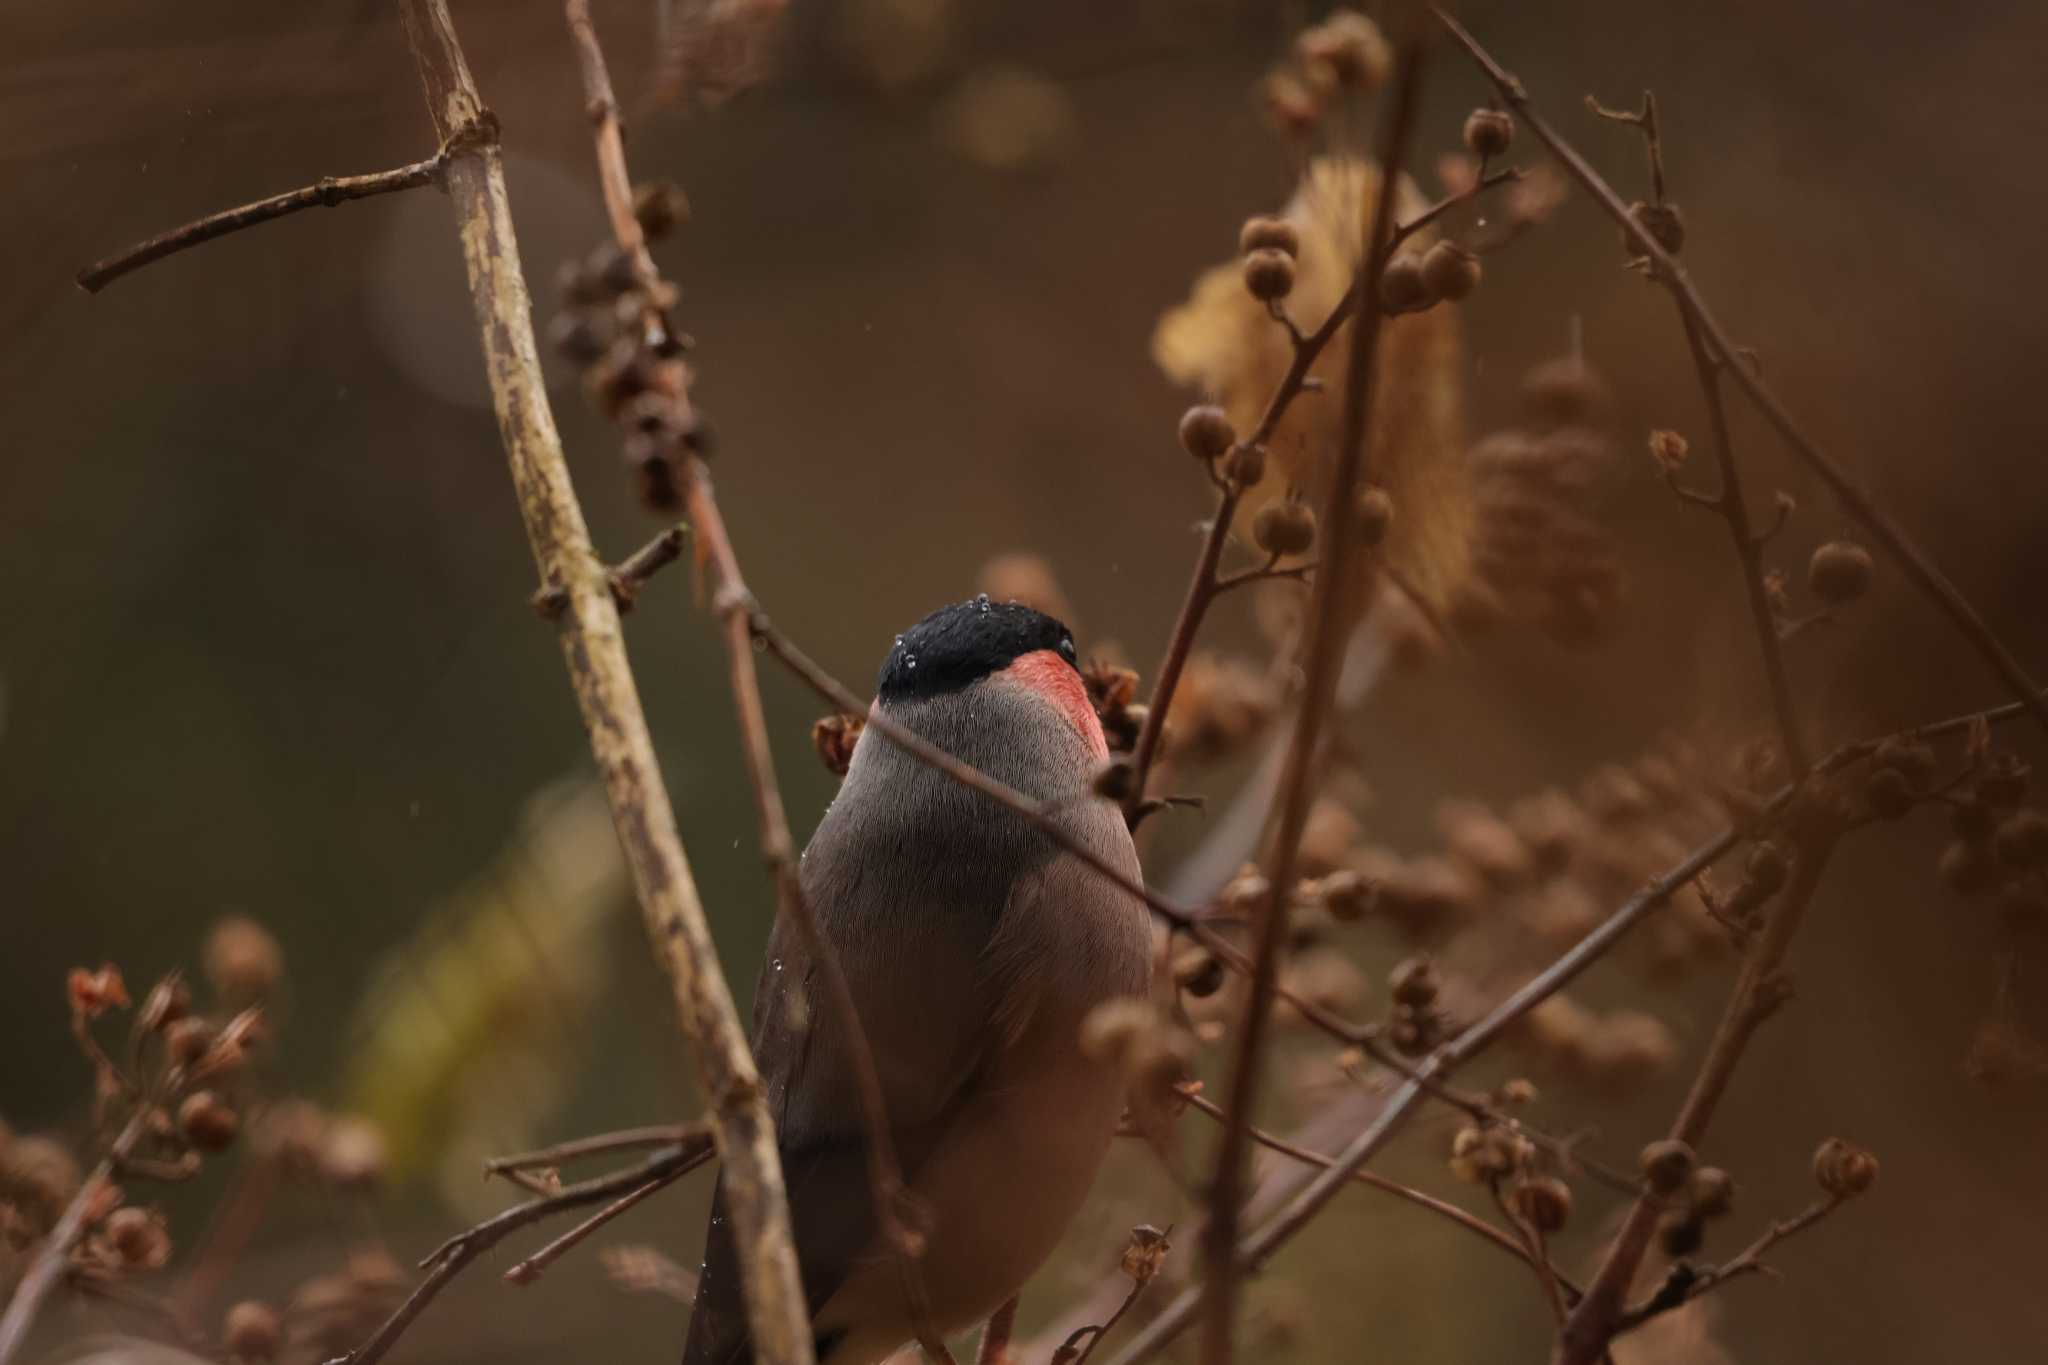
xmin=682 ymin=799 xmax=1057 ymax=1365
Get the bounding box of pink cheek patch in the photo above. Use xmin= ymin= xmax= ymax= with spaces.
xmin=1004 ymin=649 xmax=1109 ymax=761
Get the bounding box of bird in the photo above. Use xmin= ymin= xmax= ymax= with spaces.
xmin=682 ymin=596 xmax=1154 ymax=1365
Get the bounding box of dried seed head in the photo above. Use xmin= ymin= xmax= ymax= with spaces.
xmin=138 ymin=975 xmax=191 ymax=1034
xmin=1511 ymin=1176 xmax=1573 ymax=1233
xmin=180 ymin=1091 xmax=241 ymax=1152
xmin=1387 ymin=955 xmax=1440 ymax=1008
xmin=1419 ymin=241 xmax=1481 ymax=301
xmin=1807 ymin=540 xmax=1874 ymax=605
xmin=811 ymin=714 xmax=864 ymax=778
xmin=1252 ymin=500 xmax=1317 ymax=557
xmin=1688 ymin=1165 xmax=1735 ymax=1219
xmin=1863 ymin=766 xmax=1915 ymax=820
xmin=1658 ymin=1211 xmax=1705 ymax=1258
xmin=1120 ymin=1224 xmax=1172 ymax=1283
xmin=1811 ymin=1137 xmax=1879 ymax=1199
xmin=1498 ymin=1077 xmax=1538 ymax=1106
xmin=1296 ymin=12 xmax=1392 ymax=92
xmin=1638 ymin=1138 xmax=1696 ymax=1195
xmin=1625 ymin=200 xmax=1687 ymax=256
xmin=1993 ymin=809 xmax=2048 ymax=868
xmin=67 ymin=964 xmax=129 ymax=1020
xmin=166 ymin=1017 xmax=214 ymax=1068
xmin=1242 ymin=248 xmax=1297 ymax=302
xmin=1462 ymin=107 xmax=1515 ymax=159
xmin=204 ymin=916 xmax=283 ymax=1002
xmin=224 ymin=1300 xmax=283 ymax=1362
xmin=1173 ymin=949 xmax=1226 ymax=999
xmin=1317 ymin=868 xmax=1375 ymax=922
xmin=632 ymin=181 xmax=690 ymax=241
xmin=1647 ymin=429 xmax=1690 ymax=474
xmin=1238 ymin=216 xmax=1301 ymax=259
xmin=1178 ymin=404 xmax=1236 ymax=462
xmin=1354 ymin=487 xmax=1394 ymax=547
xmin=104 ymin=1205 xmax=171 ymax=1268
xmin=1377 ymin=254 xmax=1435 ymax=314
xmin=1224 ymin=443 xmax=1267 ymax=487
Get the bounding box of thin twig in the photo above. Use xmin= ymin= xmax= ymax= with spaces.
xmin=486 ymin=1122 xmax=710 ymax=1177
xmin=0 ymin=1106 xmax=153 ymax=1365
xmin=503 ymin=1170 xmax=675 ymax=1285
xmin=1432 ymin=5 xmax=2048 ymax=738
xmin=1557 ymin=807 xmax=1843 ymax=1365
xmin=1614 ymin=1197 xmax=1843 ymax=1332
xmin=1392 ymin=164 xmax=1523 ymax=246
xmin=555 ymin=5 xmax=941 ymax=1350
xmin=76 ymin=146 xmax=469 ymax=293
xmin=330 ymin=1143 xmax=706 ymax=1365
xmin=1057 ymin=1277 xmax=1152 ymax=1365
xmin=388 ymin=3 xmax=813 ymax=1362
xmin=1200 ymin=32 xmax=1427 ymax=1365
xmin=609 ymin=525 xmax=689 ymax=611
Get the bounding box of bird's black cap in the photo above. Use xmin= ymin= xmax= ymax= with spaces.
xmin=876 ymin=596 xmax=1080 ymax=702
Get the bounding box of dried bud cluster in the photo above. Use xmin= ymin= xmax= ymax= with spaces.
xmin=1260 ymin=10 xmax=1390 ymax=138
xmin=1081 ymin=658 xmax=1146 ymax=754
xmin=549 ymin=239 xmax=706 ymax=513
xmin=1807 ymin=540 xmax=1874 ymax=606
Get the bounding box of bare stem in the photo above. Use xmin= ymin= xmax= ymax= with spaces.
xmin=1432 ymin=4 xmax=2048 ymax=738
xmin=486 ymin=1122 xmax=709 ymax=1177
xmin=0 ymin=1106 xmax=153 ymax=1365
xmin=390 ymin=2 xmax=812 ymax=1360
xmin=75 ymin=144 xmax=472 ymax=293
xmin=1615 ymin=1197 xmax=1844 ymax=1332
xmin=1199 ymin=33 xmax=1427 ymax=1365
xmin=503 ymin=1172 xmax=674 ymax=1285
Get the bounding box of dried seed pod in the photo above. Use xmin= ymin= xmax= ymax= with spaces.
xmin=224 ymin=1300 xmax=283 ymax=1362
xmin=1463 ymin=108 xmax=1514 ymax=158
xmin=166 ymin=1017 xmax=214 ymax=1068
xmin=1808 ymin=540 xmax=1874 ymax=605
xmin=1120 ymin=1224 xmax=1172 ymax=1283
xmin=1625 ymin=199 xmax=1687 ymax=256
xmin=137 ymin=975 xmax=191 ymax=1034
xmin=1178 ymin=404 xmax=1236 ymax=462
xmin=1252 ymin=500 xmax=1317 ymax=557
xmin=1242 ymin=248 xmax=1297 ymax=302
xmin=632 ymin=181 xmax=690 ymax=240
xmin=1238 ymin=216 xmax=1300 ymax=259
xmin=1387 ymin=955 xmax=1440 ymax=1008
xmin=1317 ymin=869 xmax=1375 ymax=923
xmin=811 ymin=714 xmax=864 ymax=778
xmin=1639 ymin=1138 xmax=1696 ymax=1195
xmin=1811 ymin=1137 xmax=1878 ymax=1199
xmin=1497 ymin=1078 xmax=1538 ymax=1106
xmin=1173 ymin=949 xmax=1225 ymax=999
xmin=1658 ymin=1211 xmax=1705 ymax=1258
xmin=1647 ymin=429 xmax=1690 ymax=474
xmin=1993 ymin=810 xmax=2048 ymax=868
xmin=1224 ymin=443 xmax=1266 ymax=487
xmin=1377 ymin=254 xmax=1434 ymax=313
xmin=1419 ymin=242 xmax=1481 ymax=301
xmin=1688 ymin=1165 xmax=1735 ymax=1219
xmin=1511 ymin=1176 xmax=1573 ymax=1233
xmin=180 ymin=1091 xmax=241 ymax=1152
xmin=1261 ymin=69 xmax=1324 ymax=139
xmin=1743 ymin=842 xmax=1791 ymax=898
xmin=105 ymin=1205 xmax=170 ymax=1268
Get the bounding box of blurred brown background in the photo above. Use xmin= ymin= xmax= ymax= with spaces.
xmin=5 ymin=1 xmax=2046 ymax=1361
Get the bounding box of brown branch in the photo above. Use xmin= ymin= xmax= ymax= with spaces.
xmin=1432 ymin=5 xmax=2048 ymax=738
xmin=1614 ymin=1197 xmax=1844 ymax=1332
xmin=1392 ymin=164 xmax=1524 ymax=246
xmin=76 ymin=146 xmax=469 ymax=293
xmin=503 ymin=1169 xmax=675 ymax=1285
xmin=554 ymin=4 xmax=940 ymax=1351
xmin=1175 ymin=1086 xmax=1548 ymax=1285
xmin=0 ymin=1105 xmax=153 ymax=1365
xmin=386 ymin=3 xmax=813 ymax=1363
xmin=330 ymin=1143 xmax=706 ymax=1365
xmin=608 ymin=524 xmax=689 ymax=611
xmin=1556 ymin=807 xmax=1844 ymax=1365
xmin=1056 ymin=1275 xmax=1152 ymax=1365
xmin=1100 ymin=810 xmax=1752 ymax=1365
xmin=1200 ymin=32 xmax=1427 ymax=1365
xmin=486 ymin=1122 xmax=710 ymax=1177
